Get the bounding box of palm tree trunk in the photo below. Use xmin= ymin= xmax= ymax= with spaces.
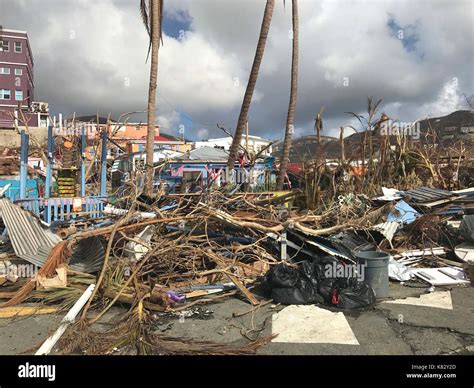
xmin=226 ymin=0 xmax=275 ymax=180
xmin=277 ymin=0 xmax=299 ymax=190
xmin=145 ymin=0 xmax=162 ymax=195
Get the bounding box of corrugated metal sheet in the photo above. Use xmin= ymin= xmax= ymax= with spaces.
xmin=0 ymin=199 xmax=104 ymax=273
xmin=68 ymin=237 xmax=104 ymax=273
xmin=19 ymin=237 xmax=104 ymax=273
xmin=288 ymin=230 xmax=355 ymax=262
xmin=177 ymin=146 xmax=228 ymax=161
xmin=453 ymin=187 xmax=474 ymax=195
xmin=402 ymin=187 xmax=455 ymax=203
xmin=372 ymin=221 xmax=399 ymax=243
xmin=0 ymin=198 xmax=61 ymax=257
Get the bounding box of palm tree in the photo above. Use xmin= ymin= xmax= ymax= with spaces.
xmin=226 ymin=0 xmax=275 ymax=179
xmin=277 ymin=0 xmax=299 ymax=190
xmin=140 ymin=0 xmax=163 ymax=195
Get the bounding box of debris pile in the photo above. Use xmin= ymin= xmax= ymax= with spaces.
xmin=0 ymin=182 xmax=472 ymax=354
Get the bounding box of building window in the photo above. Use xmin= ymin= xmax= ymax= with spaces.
xmin=0 ymin=89 xmax=11 ymax=100
xmin=0 ymin=67 xmax=10 ymax=75
xmin=39 ymin=115 xmax=48 ymax=128
xmin=0 ymin=40 xmax=9 ymax=52
xmin=15 ymin=68 xmax=22 ymax=76
xmin=14 ymin=42 xmax=22 ymax=53
xmin=15 ymin=90 xmax=23 ymax=101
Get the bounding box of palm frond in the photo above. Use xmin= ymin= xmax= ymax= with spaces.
xmin=140 ymin=0 xmax=151 ymax=39
xmin=159 ymin=0 xmax=164 ymax=45
xmin=345 ymin=111 xmax=365 ymax=130
xmin=143 ymin=0 xmax=164 ymax=62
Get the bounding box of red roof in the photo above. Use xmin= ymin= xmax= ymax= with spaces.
xmin=287 ymin=163 xmax=303 ymax=174
xmin=154 ymin=135 xmax=172 ymax=142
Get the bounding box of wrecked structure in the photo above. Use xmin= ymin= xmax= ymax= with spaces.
xmin=0 ymin=97 xmax=472 ymax=357
xmin=0 ymin=153 xmax=473 ymax=354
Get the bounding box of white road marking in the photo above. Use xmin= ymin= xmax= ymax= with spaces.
xmin=384 ymin=290 xmax=453 ymax=310
xmin=271 ymin=305 xmax=359 ymax=345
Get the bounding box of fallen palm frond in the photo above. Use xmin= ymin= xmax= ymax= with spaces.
xmin=28 ymin=287 xmax=89 ymax=312
xmin=58 ymin=302 xmax=273 ymax=355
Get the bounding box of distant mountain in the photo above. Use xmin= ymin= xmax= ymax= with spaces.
xmin=418 ymin=110 xmax=474 ymax=142
xmin=276 ymin=110 xmax=474 ymax=163
xmin=344 ymin=110 xmax=474 ymax=151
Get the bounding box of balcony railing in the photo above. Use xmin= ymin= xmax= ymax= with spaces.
xmin=14 ymin=196 xmax=107 ymax=224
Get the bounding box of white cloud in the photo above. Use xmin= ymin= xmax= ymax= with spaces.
xmin=196 ymin=128 xmax=209 ymax=140
xmin=422 ymin=78 xmax=463 ymax=116
xmin=1 ymin=0 xmax=472 ymax=140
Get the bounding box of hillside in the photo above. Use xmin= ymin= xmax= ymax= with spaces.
xmin=276 ymin=110 xmax=474 ymax=163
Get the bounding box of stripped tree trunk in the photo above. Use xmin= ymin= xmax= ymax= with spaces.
xmin=144 ymin=0 xmax=162 ymax=194
xmin=226 ymin=0 xmax=275 ymax=181
xmin=277 ymin=0 xmax=299 ymax=190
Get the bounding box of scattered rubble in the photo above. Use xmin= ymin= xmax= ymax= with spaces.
xmin=0 ymin=179 xmax=472 ymax=354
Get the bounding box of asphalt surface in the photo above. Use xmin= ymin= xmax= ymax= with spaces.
xmin=0 ymin=282 xmax=473 ymax=355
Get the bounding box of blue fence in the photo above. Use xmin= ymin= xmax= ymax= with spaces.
xmin=14 ymin=196 xmax=107 ymax=224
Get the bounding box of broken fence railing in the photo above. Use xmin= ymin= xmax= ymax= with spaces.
xmin=14 ymin=196 xmax=107 ymax=223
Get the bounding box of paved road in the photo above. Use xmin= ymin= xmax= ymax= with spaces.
xmin=0 ymin=283 xmax=473 ymax=355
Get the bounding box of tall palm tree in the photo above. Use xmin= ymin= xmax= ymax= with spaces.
xmin=140 ymin=0 xmax=163 ymax=194
xmin=277 ymin=0 xmax=299 ymax=190
xmin=226 ymin=0 xmax=275 ymax=178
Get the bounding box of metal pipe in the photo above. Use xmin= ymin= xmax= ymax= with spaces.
xmin=100 ymin=128 xmax=107 ymax=197
xmin=81 ymin=126 xmax=86 ymax=197
xmin=19 ymin=130 xmax=29 ymax=200
xmin=45 ymin=125 xmax=53 ymax=198
xmin=281 ymin=230 xmax=287 ymax=261
xmin=58 ymin=113 xmax=63 ymax=133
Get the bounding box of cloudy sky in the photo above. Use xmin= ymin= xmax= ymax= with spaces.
xmin=1 ymin=0 xmax=473 ymax=140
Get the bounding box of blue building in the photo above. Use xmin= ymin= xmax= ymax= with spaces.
xmin=166 ymin=146 xmax=275 ymax=191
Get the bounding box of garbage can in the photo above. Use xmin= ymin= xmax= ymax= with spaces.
xmin=355 ymin=251 xmax=389 ymax=298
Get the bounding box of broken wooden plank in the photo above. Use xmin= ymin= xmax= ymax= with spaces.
xmin=185 ymin=289 xmax=224 ymax=299
xmin=436 ymin=257 xmax=465 ymax=268
xmin=0 ymin=305 xmax=58 ymax=318
xmin=225 ymin=274 xmax=259 ymax=306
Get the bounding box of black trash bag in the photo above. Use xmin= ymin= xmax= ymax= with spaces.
xmin=262 ymin=262 xmax=375 ymax=308
xmin=264 ymin=263 xmax=299 ymax=288
xmin=263 ymin=263 xmax=323 ymax=305
xmin=260 ymin=264 xmax=299 ymax=302
xmin=300 ymin=260 xmax=321 ymax=286
xmin=460 ymin=215 xmax=474 ymax=243
xmin=335 ymin=278 xmax=376 ymax=309
xmin=315 ymin=256 xmax=344 ymax=291
xmin=271 ymin=287 xmax=323 ymax=305
xmin=298 ymin=274 xmax=325 ymax=305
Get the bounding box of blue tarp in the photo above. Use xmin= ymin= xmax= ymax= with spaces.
xmin=387 ymin=200 xmax=419 ymax=224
